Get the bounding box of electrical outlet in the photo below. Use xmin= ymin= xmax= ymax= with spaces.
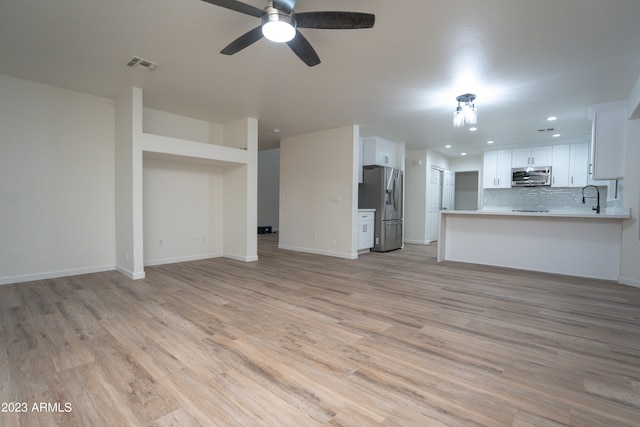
xmin=159 ymin=239 xmax=164 ymax=246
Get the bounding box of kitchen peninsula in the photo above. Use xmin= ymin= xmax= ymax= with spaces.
xmin=437 ymin=208 xmax=631 ymax=280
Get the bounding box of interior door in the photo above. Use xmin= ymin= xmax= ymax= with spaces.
xmin=443 ymin=170 xmax=455 ymax=210
xmin=427 ymin=167 xmax=442 ymax=243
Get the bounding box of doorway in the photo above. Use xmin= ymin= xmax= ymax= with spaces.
xmin=427 ymin=167 xmax=442 ymax=243
xmin=427 ymin=167 xmax=454 ymax=242
xmin=454 ymin=171 xmax=479 ymax=210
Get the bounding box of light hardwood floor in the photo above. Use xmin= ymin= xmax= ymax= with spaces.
xmin=1 ymin=234 xmax=640 ymax=426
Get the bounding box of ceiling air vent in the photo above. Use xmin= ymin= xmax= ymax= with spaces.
xmin=537 ymin=128 xmax=555 ymax=133
xmin=126 ymin=56 xmax=161 ymax=72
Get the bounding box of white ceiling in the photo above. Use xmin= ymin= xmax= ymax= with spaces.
xmin=1 ymin=0 xmax=639 ymax=156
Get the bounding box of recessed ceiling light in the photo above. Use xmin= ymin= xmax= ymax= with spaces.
xmin=445 ymin=145 xmax=452 ymax=148
xmin=552 ymin=133 xmax=561 ymax=138
xmin=469 ymin=127 xmax=477 ymax=132
xmin=461 ymin=152 xmax=467 ymax=156
xmin=487 ymin=140 xmax=494 ymax=144
xmin=547 ymin=116 xmax=558 ymax=121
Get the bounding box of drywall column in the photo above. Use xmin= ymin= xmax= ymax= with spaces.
xmin=222 ymin=117 xmax=258 ymax=261
xmin=115 ymin=87 xmax=145 ymax=279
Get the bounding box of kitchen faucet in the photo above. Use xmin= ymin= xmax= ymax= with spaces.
xmin=581 ymin=185 xmax=600 ymax=214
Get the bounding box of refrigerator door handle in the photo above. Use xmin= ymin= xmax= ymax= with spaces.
xmin=392 ymin=177 xmax=398 ymax=211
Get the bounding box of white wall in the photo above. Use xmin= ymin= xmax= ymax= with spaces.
xmin=142 ymin=107 xmax=226 ymax=265
xmin=405 ymin=150 xmax=453 ymax=245
xmin=404 ymin=150 xmax=428 ymax=244
xmin=619 ymin=117 xmax=640 ymax=287
xmin=142 ymin=158 xmax=223 ymax=265
xmin=0 ymin=74 xmax=116 ymax=284
xmin=143 ymin=108 xmax=223 ymax=145
xmin=258 ymin=148 xmax=280 ymax=231
xmin=427 ymin=150 xmax=452 ymax=171
xmin=279 ymin=126 xmax=359 ymax=259
xmin=450 ymin=155 xmax=482 ymax=173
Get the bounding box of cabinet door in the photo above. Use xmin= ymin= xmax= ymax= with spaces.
xmin=357 ymin=213 xmax=375 ymax=250
xmin=364 ymin=221 xmax=374 ymax=248
xmin=482 ymin=151 xmax=499 ymax=188
xmin=357 ymin=223 xmax=367 ymax=250
xmin=513 ymin=146 xmax=552 ymax=167
xmin=496 ymin=149 xmax=513 ymax=188
xmin=511 ymin=148 xmax=531 ymax=168
xmin=591 ymin=109 xmax=625 ymax=179
xmin=551 ymin=144 xmax=570 ymax=187
xmin=531 ymin=146 xmax=552 ymax=166
xmin=442 ymin=170 xmax=455 ymax=210
xmin=362 ymin=138 xmax=396 ymax=168
xmin=569 ymin=143 xmax=589 ymax=187
xmin=483 ymin=150 xmax=512 ymax=188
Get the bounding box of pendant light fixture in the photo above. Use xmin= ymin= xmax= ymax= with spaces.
xmin=453 ymin=93 xmax=477 ymax=127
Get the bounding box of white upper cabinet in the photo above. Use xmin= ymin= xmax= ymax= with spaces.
xmin=362 ymin=137 xmax=397 ymax=169
xmin=551 ymin=145 xmax=570 ymax=187
xmin=588 ymin=102 xmax=626 ymax=180
xmin=512 ymin=146 xmax=553 ymax=167
xmin=483 ymin=149 xmax=512 ymax=188
xmin=552 ymin=143 xmax=589 ymax=187
xmin=569 ymin=143 xmax=589 ymax=187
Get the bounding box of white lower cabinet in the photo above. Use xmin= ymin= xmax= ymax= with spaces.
xmin=357 ymin=210 xmax=375 ymax=252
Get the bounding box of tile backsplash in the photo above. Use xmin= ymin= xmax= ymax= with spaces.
xmin=483 ymin=185 xmax=616 ymax=211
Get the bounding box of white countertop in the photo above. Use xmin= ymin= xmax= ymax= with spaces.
xmin=358 ymin=208 xmax=376 ymax=212
xmin=441 ymin=207 xmax=631 ymax=219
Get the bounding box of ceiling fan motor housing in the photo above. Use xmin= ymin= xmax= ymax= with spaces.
xmin=261 ymin=6 xmax=296 ymax=42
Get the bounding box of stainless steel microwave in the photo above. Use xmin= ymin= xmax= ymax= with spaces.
xmin=511 ymin=166 xmax=551 ymax=187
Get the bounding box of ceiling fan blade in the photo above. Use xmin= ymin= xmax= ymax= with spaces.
xmin=295 ymin=12 xmax=375 ymax=29
xmin=272 ymin=0 xmax=297 ymax=14
xmin=287 ymin=30 xmax=321 ymax=67
xmin=200 ymin=0 xmax=264 ymax=18
xmin=220 ymin=26 xmax=264 ymax=55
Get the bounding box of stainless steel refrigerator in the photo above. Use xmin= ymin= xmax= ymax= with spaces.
xmin=358 ymin=166 xmax=403 ymax=252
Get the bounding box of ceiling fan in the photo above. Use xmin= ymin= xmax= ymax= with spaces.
xmin=201 ymin=0 xmax=375 ymax=67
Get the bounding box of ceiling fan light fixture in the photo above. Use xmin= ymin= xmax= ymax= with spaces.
xmin=262 ymin=7 xmax=296 ymax=43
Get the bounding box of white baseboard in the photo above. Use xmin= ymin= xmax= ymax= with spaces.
xmin=618 ymin=276 xmax=640 ymax=288
xmin=223 ymin=253 xmax=259 ymax=262
xmin=115 ymin=265 xmax=146 ymax=280
xmin=0 ymin=264 xmax=116 ymax=286
xmin=278 ymin=244 xmax=358 ymax=260
xmin=144 ymin=252 xmax=224 ymax=267
xmin=145 ymin=252 xmax=259 ymax=265
xmin=404 ymin=239 xmax=431 ymax=245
